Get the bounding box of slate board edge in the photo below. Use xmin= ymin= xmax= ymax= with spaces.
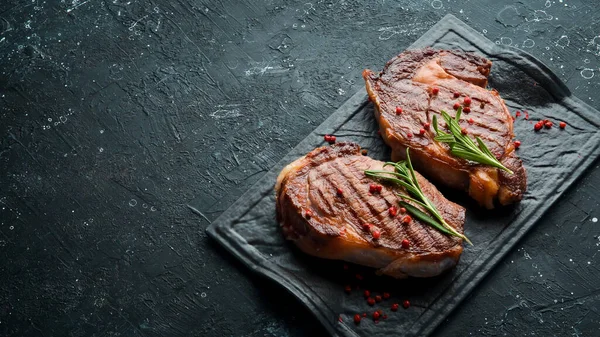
xmin=205 ymin=14 xmax=600 ymax=337
xmin=406 ymin=14 xmax=600 ymax=336
xmin=206 ymin=90 xmax=369 ymax=337
xmin=207 ymin=218 xmax=360 ymax=337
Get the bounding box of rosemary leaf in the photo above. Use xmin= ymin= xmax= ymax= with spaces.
xmin=432 ymin=115 xmax=441 ymax=134
xmin=364 ymin=148 xmax=471 ymax=244
xmin=434 ymin=109 xmax=513 ymax=174
xmin=396 ymin=194 xmax=429 ymax=210
xmin=477 ymin=137 xmax=498 ymax=160
xmin=364 ymin=171 xmax=418 ymax=195
xmin=398 ymin=201 xmax=453 ymax=236
xmin=434 ymin=134 xmax=456 ymax=143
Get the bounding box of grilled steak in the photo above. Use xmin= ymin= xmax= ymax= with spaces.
xmin=363 ymin=49 xmax=527 ymax=209
xmin=275 ymin=142 xmax=465 ymax=278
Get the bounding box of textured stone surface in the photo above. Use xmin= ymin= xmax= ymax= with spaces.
xmin=0 ymin=0 xmax=599 ymax=336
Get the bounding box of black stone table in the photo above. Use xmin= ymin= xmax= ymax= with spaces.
xmin=1 ymin=1 xmax=599 ymax=336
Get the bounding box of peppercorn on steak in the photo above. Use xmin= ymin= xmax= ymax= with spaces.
xmin=275 ymin=142 xmax=465 ymax=278
xmin=363 ymin=48 xmax=527 ymax=209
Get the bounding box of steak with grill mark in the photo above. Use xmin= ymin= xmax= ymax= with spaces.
xmin=363 ymin=48 xmax=527 ymax=209
xmin=275 ymin=142 xmax=465 ymax=278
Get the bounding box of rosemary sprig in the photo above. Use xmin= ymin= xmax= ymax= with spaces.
xmin=433 ymin=108 xmax=513 ymax=174
xmin=364 ymin=148 xmax=472 ymax=244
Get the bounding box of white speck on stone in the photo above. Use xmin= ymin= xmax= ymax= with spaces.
xmin=592 ymin=217 xmax=598 ymax=223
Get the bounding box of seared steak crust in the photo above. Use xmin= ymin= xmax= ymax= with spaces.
xmin=275 ymin=142 xmax=465 ymax=278
xmin=363 ymin=48 xmax=527 ymax=208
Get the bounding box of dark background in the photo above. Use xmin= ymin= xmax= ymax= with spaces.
xmin=1 ymin=0 xmax=599 ymax=336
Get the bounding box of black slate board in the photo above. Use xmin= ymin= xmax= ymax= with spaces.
xmin=206 ymin=14 xmax=600 ymax=337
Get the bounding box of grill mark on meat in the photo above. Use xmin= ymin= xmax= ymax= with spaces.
xmin=375 ymin=181 xmax=445 ymax=252
xmin=422 ymin=180 xmax=464 ymax=233
xmin=402 ymin=187 xmax=454 ymax=252
xmin=315 ymin=162 xmax=366 ymax=237
xmin=428 ymin=91 xmax=509 ymax=151
xmin=275 ymin=143 xmax=466 ymax=277
xmin=313 ymin=159 xmax=380 ymax=240
xmin=309 ymin=169 xmax=337 ymax=218
xmin=405 ymin=214 xmax=430 ymax=251
xmin=350 ymin=165 xmax=423 ymax=250
xmin=423 ymin=86 xmax=511 ymax=152
xmin=341 ymin=158 xmax=443 ymax=252
xmin=378 ymin=193 xmax=405 ymax=247
xmin=363 ymin=48 xmax=527 ymax=208
xmin=428 ymin=107 xmax=507 ymax=157
xmin=330 ymin=160 xmax=384 ymax=243
xmin=284 ymin=143 xmax=462 ymax=250
xmin=349 ymin=152 xmax=458 ymax=252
